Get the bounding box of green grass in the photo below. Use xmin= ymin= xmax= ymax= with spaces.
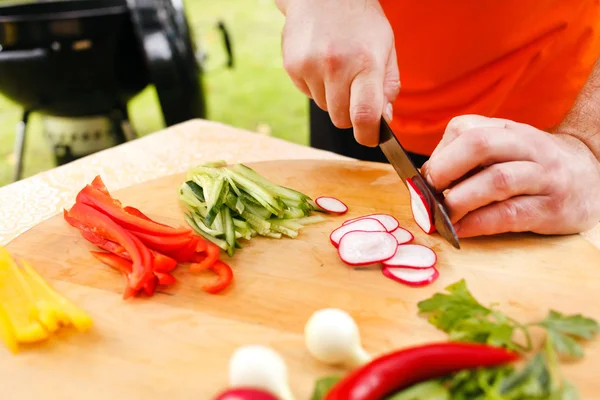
xmin=0 ymin=0 xmax=309 ymax=187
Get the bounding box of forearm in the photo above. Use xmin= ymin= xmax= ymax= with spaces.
xmin=557 ymin=57 xmax=600 ymax=160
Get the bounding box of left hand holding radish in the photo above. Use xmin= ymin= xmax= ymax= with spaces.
xmin=421 ymin=115 xmax=600 ymax=238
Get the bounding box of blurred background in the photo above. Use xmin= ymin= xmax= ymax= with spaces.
xmin=0 ymin=0 xmax=308 ymax=187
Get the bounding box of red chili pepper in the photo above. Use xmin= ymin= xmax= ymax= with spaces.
xmin=324 ymin=342 xmax=520 ymax=400
xmin=189 ymin=241 xmax=221 ymax=272
xmin=67 ymin=202 xmax=154 ymax=293
xmin=75 ymin=185 xmax=191 ymax=237
xmin=201 ymin=261 xmax=233 ymax=294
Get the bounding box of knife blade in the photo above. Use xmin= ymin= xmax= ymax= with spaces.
xmin=378 ymin=117 xmax=461 ymax=249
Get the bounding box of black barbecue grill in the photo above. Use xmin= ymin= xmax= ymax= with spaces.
xmin=0 ymin=0 xmax=233 ymax=182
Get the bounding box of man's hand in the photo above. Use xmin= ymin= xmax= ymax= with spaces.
xmin=421 ymin=115 xmax=600 ymax=238
xmin=276 ymin=0 xmax=400 ymax=146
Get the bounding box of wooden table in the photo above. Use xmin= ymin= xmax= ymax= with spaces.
xmin=1 ymin=119 xmax=600 ymax=399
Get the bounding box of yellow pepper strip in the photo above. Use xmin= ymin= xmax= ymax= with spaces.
xmin=20 ymin=260 xmax=93 ymax=333
xmin=0 ymin=249 xmax=49 ymax=344
xmin=0 ymin=302 xmax=18 ymax=354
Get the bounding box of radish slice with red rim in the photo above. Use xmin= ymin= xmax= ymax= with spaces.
xmin=315 ymin=196 xmax=348 ymax=214
xmin=330 ymin=218 xmax=387 ymax=247
xmin=382 ymin=244 xmax=437 ymax=269
xmin=337 ymin=231 xmax=398 ymax=266
xmin=406 ymin=178 xmax=435 ymax=234
xmin=390 ymin=227 xmax=414 ymax=245
xmin=342 ymin=213 xmax=399 ymax=232
xmin=382 ymin=266 xmax=439 ymax=287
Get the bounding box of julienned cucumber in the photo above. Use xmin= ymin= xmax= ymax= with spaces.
xmin=179 ymin=161 xmax=328 ymax=257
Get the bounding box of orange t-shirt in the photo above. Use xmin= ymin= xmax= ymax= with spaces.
xmin=379 ymin=0 xmax=600 ymax=155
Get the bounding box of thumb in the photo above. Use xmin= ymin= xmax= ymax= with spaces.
xmin=384 ymin=45 xmax=401 ymax=105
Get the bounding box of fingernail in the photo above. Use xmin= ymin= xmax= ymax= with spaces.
xmin=385 ymin=103 xmax=393 ymax=122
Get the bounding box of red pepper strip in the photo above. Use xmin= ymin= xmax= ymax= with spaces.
xmin=123 ymin=206 xmax=173 ymax=228
xmin=189 ymin=241 xmax=221 ymax=272
xmin=65 ymin=209 xmax=130 ymax=256
xmin=91 ymin=175 xmax=111 ymax=196
xmin=75 ymin=185 xmax=192 ymax=237
xmin=132 ymin=230 xmax=194 ymax=253
xmin=90 ymin=251 xmax=132 ymax=274
xmin=143 ymin=275 xmax=158 ymax=296
xmin=324 ymin=342 xmax=520 ymax=400
xmin=152 ymin=251 xmax=178 ymax=273
xmin=201 ymin=261 xmax=233 ymax=294
xmin=90 ymin=251 xmax=136 ymax=300
xmin=155 ymin=271 xmax=176 ymax=286
xmin=162 ymin=236 xmax=201 ymax=263
xmin=67 ymin=202 xmax=154 ymax=292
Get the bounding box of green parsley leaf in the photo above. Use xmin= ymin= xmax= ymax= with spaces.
xmin=385 ymin=381 xmax=449 ymax=400
xmin=535 ymin=310 xmax=600 ymax=359
xmin=310 ymin=376 xmax=341 ymax=400
xmin=417 ymin=279 xmax=530 ymax=352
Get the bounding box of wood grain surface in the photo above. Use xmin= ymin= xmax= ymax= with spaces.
xmin=3 ymin=159 xmax=600 ymax=399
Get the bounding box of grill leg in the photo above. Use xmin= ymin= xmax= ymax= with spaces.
xmin=13 ymin=109 xmax=31 ymax=182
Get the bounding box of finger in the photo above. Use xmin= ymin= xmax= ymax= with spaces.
xmin=384 ymin=45 xmax=401 ymax=104
xmin=444 ymin=161 xmax=550 ymax=223
xmin=305 ymin=77 xmax=328 ymax=112
xmin=453 ymin=195 xmax=546 ymax=238
xmin=349 ymin=68 xmax=385 ymax=147
xmin=324 ymin=75 xmax=352 ymax=129
xmin=425 ymin=126 xmax=537 ymax=191
xmin=288 ymin=76 xmax=312 ymax=98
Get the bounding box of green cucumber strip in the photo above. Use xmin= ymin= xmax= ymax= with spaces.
xmin=293 ymin=215 xmax=327 ymax=225
xmin=232 ymin=218 xmax=250 ymax=230
xmin=184 ymin=214 xmax=228 ymax=250
xmin=264 ymin=232 xmax=282 ymax=239
xmin=233 ymin=164 xmax=311 ymax=202
xmin=269 ymin=219 xmax=304 ymax=231
xmin=241 ymin=199 xmax=272 ymax=220
xmin=222 ymin=169 xmax=282 ymax=215
xmin=235 ymin=198 xmax=245 ymax=215
xmin=205 ymin=176 xmax=228 ymax=226
xmin=283 ymin=208 xmax=307 ymax=219
xmin=223 ymin=207 xmax=236 ymax=257
xmin=185 ymin=180 xmax=205 ymax=202
xmin=241 ymin=210 xmax=271 ymax=235
xmin=224 ymin=173 xmax=242 ymax=197
xmin=192 ymin=213 xmax=222 ymax=236
xmin=270 ymin=223 xmax=298 ymax=238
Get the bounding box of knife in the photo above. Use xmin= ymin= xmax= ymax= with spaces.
xmin=378 ymin=117 xmax=461 ymax=249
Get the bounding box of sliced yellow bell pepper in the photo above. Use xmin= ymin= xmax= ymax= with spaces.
xmin=20 ymin=260 xmax=93 ymax=333
xmin=0 ymin=249 xmax=49 ymax=344
xmin=0 ymin=302 xmax=18 ymax=354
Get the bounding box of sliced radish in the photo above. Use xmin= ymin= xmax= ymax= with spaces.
xmin=337 ymin=231 xmax=398 ymax=266
xmin=330 ymin=218 xmax=387 ymax=248
xmin=390 ymin=227 xmax=414 ymax=245
xmin=382 ymin=244 xmax=437 ymax=269
xmin=315 ymin=196 xmax=348 ymax=214
xmin=342 ymin=213 xmax=399 ymax=232
xmin=406 ymin=178 xmax=435 ymax=234
xmin=382 ymin=266 xmax=439 ymax=287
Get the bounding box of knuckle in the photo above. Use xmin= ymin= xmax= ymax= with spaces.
xmin=490 ymin=166 xmax=513 ymax=193
xmin=469 ymin=130 xmax=492 ymax=153
xmin=351 ymin=103 xmax=379 ymax=126
xmin=322 ymin=45 xmax=346 ymax=75
xmin=498 ymin=201 xmax=520 ymax=227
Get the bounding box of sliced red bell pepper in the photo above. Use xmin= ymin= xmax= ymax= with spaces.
xmin=189 ymin=241 xmax=220 ymax=272
xmin=67 ymin=202 xmax=154 ymax=292
xmin=152 ymin=251 xmax=177 ymax=273
xmin=75 ymin=185 xmax=191 ymax=237
xmin=91 ymin=175 xmax=111 ymax=196
xmin=143 ymin=275 xmax=158 ymax=296
xmin=201 ymin=261 xmax=233 ymax=294
xmin=123 ymin=206 xmax=173 ymax=228
xmin=155 ymin=271 xmax=176 ymax=286
xmin=132 ymin=230 xmax=194 ymax=253
xmin=162 ymin=236 xmax=201 ymax=263
xmin=90 ymin=251 xmax=132 ymax=274
xmin=65 ymin=209 xmax=129 ymax=256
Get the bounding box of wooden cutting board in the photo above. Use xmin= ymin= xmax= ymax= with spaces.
xmin=3 ymin=159 xmax=600 ymax=399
